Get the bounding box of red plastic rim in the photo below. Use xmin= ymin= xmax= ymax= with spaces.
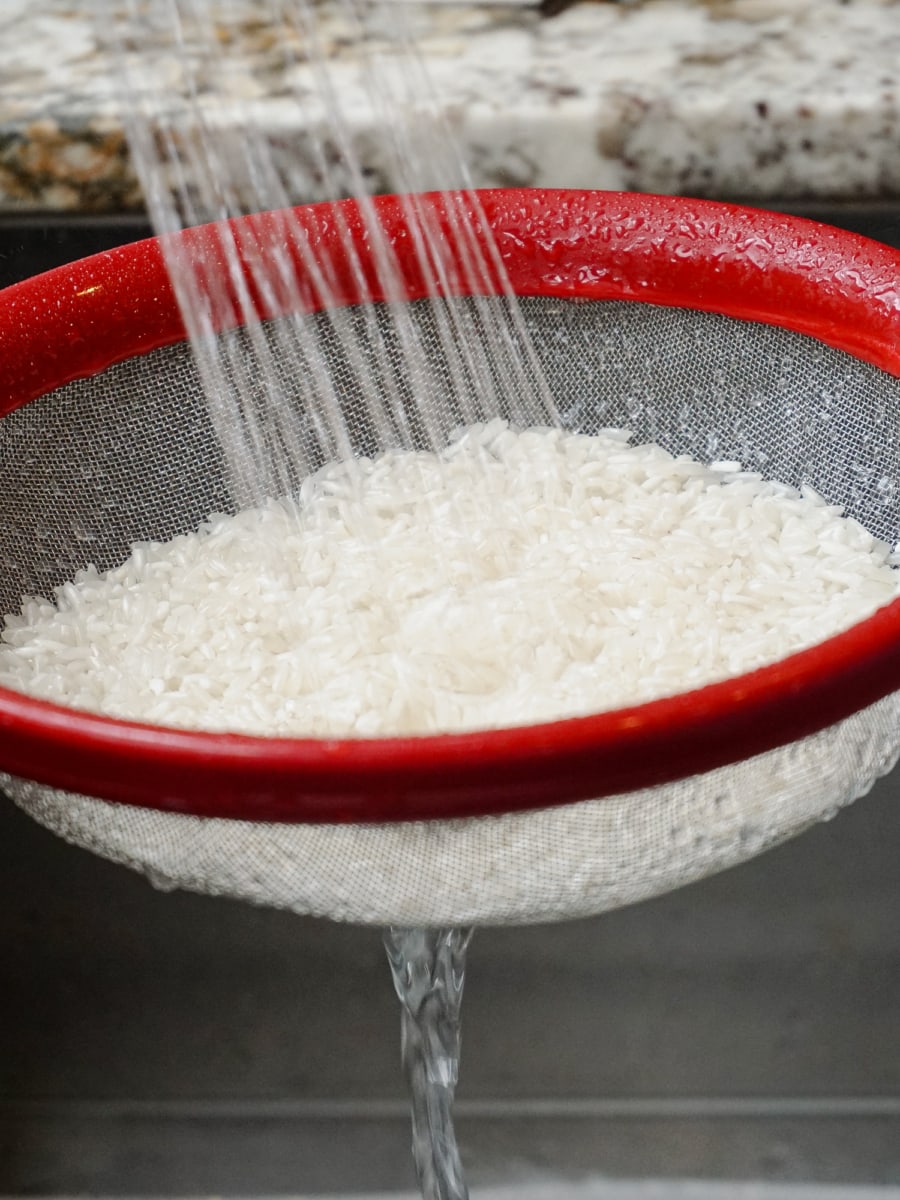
xmin=2 ymin=188 xmax=900 ymax=823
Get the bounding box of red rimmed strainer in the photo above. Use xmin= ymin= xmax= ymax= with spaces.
xmin=3 ymin=188 xmax=900 ymax=924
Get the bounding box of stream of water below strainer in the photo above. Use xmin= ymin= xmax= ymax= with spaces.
xmin=384 ymin=926 xmax=474 ymax=1200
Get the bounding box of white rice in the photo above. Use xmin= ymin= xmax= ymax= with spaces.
xmin=1 ymin=420 xmax=898 ymax=737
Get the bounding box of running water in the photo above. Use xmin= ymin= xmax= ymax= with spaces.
xmin=109 ymin=0 xmax=556 ymax=506
xmin=105 ymin=4 xmax=547 ymax=1196
xmin=385 ymin=927 xmax=474 ymax=1200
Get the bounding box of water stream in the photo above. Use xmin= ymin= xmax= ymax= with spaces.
xmin=385 ymin=927 xmax=474 ymax=1200
xmin=106 ymin=4 xmax=544 ymax=1195
xmin=111 ymin=0 xmax=554 ymax=507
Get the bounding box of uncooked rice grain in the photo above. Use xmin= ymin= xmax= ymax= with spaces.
xmin=1 ymin=421 xmax=898 ymax=737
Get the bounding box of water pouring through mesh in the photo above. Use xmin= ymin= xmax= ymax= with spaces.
xmin=112 ymin=0 xmax=557 ymax=510
xmin=100 ymin=6 xmax=555 ymax=1196
xmin=386 ymin=928 xmax=473 ymax=1200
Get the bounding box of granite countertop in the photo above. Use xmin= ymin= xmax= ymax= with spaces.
xmin=1 ymin=0 xmax=900 ymax=215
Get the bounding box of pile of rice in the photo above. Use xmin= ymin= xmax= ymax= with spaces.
xmin=1 ymin=420 xmax=897 ymax=737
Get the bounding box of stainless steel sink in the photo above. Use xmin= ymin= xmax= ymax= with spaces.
xmin=3 ymin=763 xmax=900 ymax=1194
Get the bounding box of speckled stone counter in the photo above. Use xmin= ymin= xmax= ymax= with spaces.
xmin=1 ymin=0 xmax=900 ymax=214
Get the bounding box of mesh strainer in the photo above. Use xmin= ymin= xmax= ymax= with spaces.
xmin=3 ymin=188 xmax=900 ymax=926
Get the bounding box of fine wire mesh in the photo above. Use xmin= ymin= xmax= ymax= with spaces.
xmin=3 ymin=297 xmax=900 ymax=924
xmin=6 ymin=688 xmax=900 ymax=925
